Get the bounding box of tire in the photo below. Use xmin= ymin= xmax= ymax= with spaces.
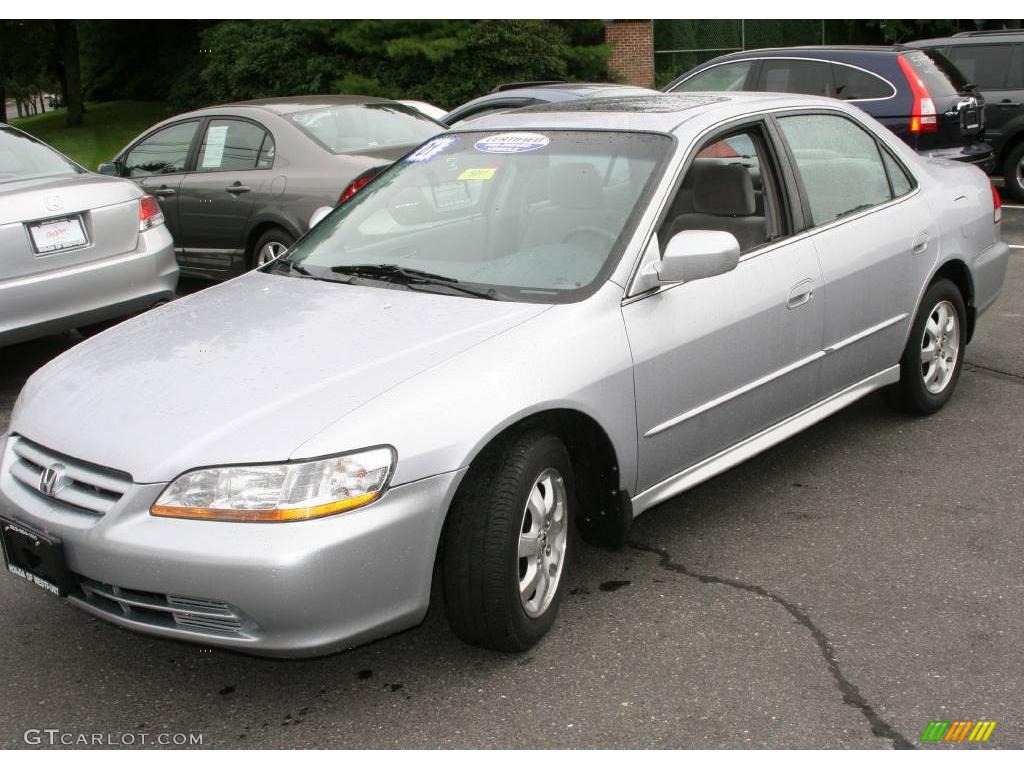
xmin=891 ymin=278 xmax=967 ymax=415
xmin=442 ymin=430 xmax=574 ymax=652
xmin=250 ymin=227 xmax=294 ymax=269
xmin=1002 ymin=141 xmax=1024 ymax=203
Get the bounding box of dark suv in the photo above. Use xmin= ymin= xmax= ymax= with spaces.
xmin=909 ymin=30 xmax=1024 ymax=200
xmin=665 ymin=46 xmax=993 ymax=171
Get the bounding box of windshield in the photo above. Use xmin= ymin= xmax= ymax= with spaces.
xmin=275 ymin=130 xmax=671 ymax=303
xmin=287 ymin=103 xmax=443 ymax=154
xmin=0 ymin=126 xmax=82 ymax=183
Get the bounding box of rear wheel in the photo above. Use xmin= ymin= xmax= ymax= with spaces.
xmin=251 ymin=228 xmax=294 ymax=269
xmin=1002 ymin=141 xmax=1024 ymax=203
xmin=891 ymin=279 xmax=967 ymax=414
xmin=442 ymin=430 xmax=574 ymax=652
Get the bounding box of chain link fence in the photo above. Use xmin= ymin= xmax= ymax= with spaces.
xmin=654 ymin=20 xmax=826 ymax=87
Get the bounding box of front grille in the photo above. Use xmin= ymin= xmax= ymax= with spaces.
xmin=76 ymin=576 xmax=246 ymax=637
xmin=8 ymin=436 xmax=131 ymax=516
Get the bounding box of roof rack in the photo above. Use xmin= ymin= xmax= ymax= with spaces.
xmin=491 ymin=81 xmax=566 ymax=93
xmin=952 ymin=28 xmax=1023 ymax=37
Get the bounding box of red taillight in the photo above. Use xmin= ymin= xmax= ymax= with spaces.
xmin=338 ymin=169 xmax=379 ymax=206
xmin=138 ymin=194 xmax=164 ymax=232
xmin=897 ymin=55 xmax=938 ymax=134
xmin=992 ymin=183 xmax=1002 ymax=224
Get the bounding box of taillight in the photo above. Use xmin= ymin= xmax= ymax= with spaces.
xmin=338 ymin=168 xmax=380 ymax=206
xmin=992 ymin=183 xmax=1002 ymax=224
xmin=138 ymin=194 xmax=164 ymax=232
xmin=897 ymin=55 xmax=938 ymax=134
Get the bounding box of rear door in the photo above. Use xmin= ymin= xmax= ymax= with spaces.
xmin=899 ymin=49 xmax=985 ymax=151
xmin=121 ymin=119 xmax=202 ymax=243
xmin=176 ymin=117 xmax=275 ymax=272
xmin=775 ymin=111 xmax=933 ymax=397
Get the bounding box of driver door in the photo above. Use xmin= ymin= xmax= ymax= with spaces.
xmin=623 ymin=123 xmax=826 ymax=494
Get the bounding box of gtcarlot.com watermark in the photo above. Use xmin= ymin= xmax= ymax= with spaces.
xmin=24 ymin=729 xmax=204 ymax=747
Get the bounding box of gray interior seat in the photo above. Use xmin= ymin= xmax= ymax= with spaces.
xmin=521 ymin=162 xmax=615 ymax=250
xmin=668 ymin=163 xmax=766 ymax=252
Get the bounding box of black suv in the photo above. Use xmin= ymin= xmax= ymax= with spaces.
xmin=909 ymin=30 xmax=1024 ymax=200
xmin=665 ymin=46 xmax=993 ymax=171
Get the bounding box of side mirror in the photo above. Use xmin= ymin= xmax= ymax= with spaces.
xmin=656 ymin=230 xmax=740 ymax=284
xmin=309 ymin=206 xmax=333 ymax=229
xmin=97 ymin=161 xmax=120 ymax=177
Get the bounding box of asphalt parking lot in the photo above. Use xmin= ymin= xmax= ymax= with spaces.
xmin=1 ymin=207 xmax=1022 ymax=749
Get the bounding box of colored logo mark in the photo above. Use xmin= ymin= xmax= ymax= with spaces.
xmin=921 ymin=720 xmax=997 ymax=743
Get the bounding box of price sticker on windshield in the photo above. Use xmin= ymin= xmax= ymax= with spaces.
xmin=457 ymin=167 xmax=498 ymax=181
xmin=405 ymin=136 xmax=458 ymax=163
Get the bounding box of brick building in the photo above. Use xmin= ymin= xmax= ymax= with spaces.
xmin=604 ymin=20 xmax=655 ymax=88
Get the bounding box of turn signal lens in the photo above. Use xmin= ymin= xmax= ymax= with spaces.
xmin=138 ymin=195 xmax=165 ymax=231
xmin=151 ymin=447 xmax=395 ymax=522
xmin=992 ymin=183 xmax=1002 ymax=224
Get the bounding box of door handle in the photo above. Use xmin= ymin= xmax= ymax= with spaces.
xmin=997 ymin=100 xmax=1023 ymax=107
xmin=912 ymin=233 xmax=930 ymax=255
xmin=787 ymin=279 xmax=814 ymax=310
xmin=225 ymin=184 xmax=251 ymax=194
xmin=152 ymin=187 xmax=176 ymax=197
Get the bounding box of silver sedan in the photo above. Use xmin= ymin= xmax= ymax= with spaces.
xmin=0 ymin=93 xmax=1008 ymax=656
xmin=0 ymin=124 xmax=177 ymax=348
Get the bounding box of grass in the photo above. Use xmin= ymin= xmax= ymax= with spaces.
xmin=10 ymin=101 xmax=175 ymax=172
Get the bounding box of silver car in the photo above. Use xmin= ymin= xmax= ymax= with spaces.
xmin=0 ymin=124 xmax=177 ymax=348
xmin=0 ymin=94 xmax=1008 ymax=656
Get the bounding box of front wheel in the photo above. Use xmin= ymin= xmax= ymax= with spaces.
xmin=442 ymin=430 xmax=574 ymax=652
xmin=892 ymin=278 xmax=967 ymax=414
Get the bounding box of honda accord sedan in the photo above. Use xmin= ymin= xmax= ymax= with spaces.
xmin=0 ymin=124 xmax=177 ymax=348
xmin=0 ymin=93 xmax=1008 ymax=656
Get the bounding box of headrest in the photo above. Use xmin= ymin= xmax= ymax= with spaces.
xmin=550 ymin=162 xmax=604 ymax=210
xmin=692 ymin=163 xmax=756 ymax=216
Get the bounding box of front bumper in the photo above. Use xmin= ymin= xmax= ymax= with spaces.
xmin=0 ymin=226 xmax=178 ymax=348
xmin=0 ymin=435 xmax=465 ymax=657
xmin=918 ymin=142 xmax=995 ymax=173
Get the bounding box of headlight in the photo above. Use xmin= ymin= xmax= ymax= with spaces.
xmin=151 ymin=447 xmax=395 ymax=522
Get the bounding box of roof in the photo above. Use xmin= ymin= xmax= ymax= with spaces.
xmin=911 ymin=30 xmax=1024 ymax=47
xmin=442 ymin=83 xmax=659 ymax=123
xmin=453 ymin=91 xmax=840 ymax=135
xmin=182 ymin=94 xmax=398 ymax=118
xmin=715 ymin=45 xmax=904 ymax=58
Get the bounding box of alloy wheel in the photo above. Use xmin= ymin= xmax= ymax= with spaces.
xmin=920 ymin=299 xmax=960 ymax=395
xmin=517 ymin=467 xmax=568 ymax=618
xmin=257 ymin=241 xmax=288 ymax=266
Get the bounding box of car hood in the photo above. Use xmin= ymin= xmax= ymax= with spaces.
xmin=12 ymin=271 xmax=550 ymax=482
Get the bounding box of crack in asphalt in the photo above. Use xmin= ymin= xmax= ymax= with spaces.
xmin=629 ymin=541 xmax=915 ymax=749
xmin=964 ymin=362 xmax=1024 ymax=385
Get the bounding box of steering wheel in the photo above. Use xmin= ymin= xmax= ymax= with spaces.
xmin=561 ymin=226 xmax=618 ymax=251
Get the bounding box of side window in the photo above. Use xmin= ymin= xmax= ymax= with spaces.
xmin=123 ymin=121 xmax=199 ymax=177
xmin=832 ymin=64 xmax=895 ymax=100
xmin=880 ymin=148 xmax=914 ymax=198
xmin=672 ymin=61 xmax=753 ymax=92
xmin=779 ymin=114 xmax=893 ymax=227
xmin=197 ymin=119 xmax=269 ymax=172
xmin=944 ymin=44 xmax=1013 ymax=89
xmin=756 ymin=59 xmax=834 ymax=96
xmin=659 ymin=126 xmax=781 ymax=254
xmin=449 ymin=102 xmax=534 ymax=129
xmin=1006 ymin=45 xmax=1024 ymax=89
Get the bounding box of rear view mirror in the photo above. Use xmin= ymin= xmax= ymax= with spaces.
xmin=656 ymin=230 xmax=740 ymax=284
xmin=97 ymin=161 xmax=120 ymax=176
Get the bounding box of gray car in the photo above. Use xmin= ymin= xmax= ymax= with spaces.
xmin=101 ymin=95 xmax=444 ymax=280
xmin=0 ymin=124 xmax=177 ymax=348
xmin=0 ymin=93 xmax=1008 ymax=656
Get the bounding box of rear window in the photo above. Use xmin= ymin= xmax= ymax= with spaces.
xmin=0 ymin=127 xmax=81 ymax=183
xmin=944 ymin=44 xmax=1015 ymax=89
xmin=287 ymin=103 xmax=442 ymax=154
xmin=902 ymin=50 xmax=967 ymax=97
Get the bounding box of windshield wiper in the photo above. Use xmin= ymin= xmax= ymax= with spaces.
xmin=330 ymin=264 xmax=497 ymax=300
